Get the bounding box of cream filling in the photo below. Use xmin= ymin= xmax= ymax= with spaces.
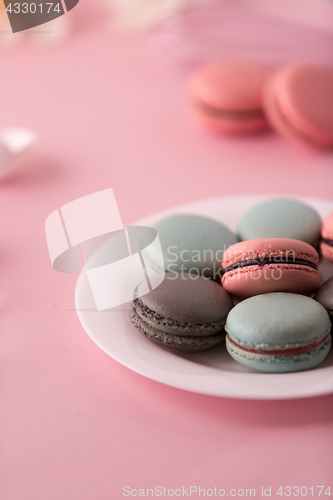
xmin=226 ymin=334 xmax=331 ymax=363
xmin=196 ymin=101 xmax=264 ymax=121
xmin=227 ymin=329 xmax=331 ymax=351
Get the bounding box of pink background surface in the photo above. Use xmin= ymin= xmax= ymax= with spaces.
xmin=1 ymin=3 xmax=333 ymax=499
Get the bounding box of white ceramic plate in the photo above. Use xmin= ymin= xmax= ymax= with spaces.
xmin=75 ymin=195 xmax=333 ymax=400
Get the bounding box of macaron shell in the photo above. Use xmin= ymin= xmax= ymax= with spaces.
xmin=146 ymin=213 xmax=238 ymax=279
xmin=137 ymin=273 xmax=233 ymax=325
xmin=264 ymin=64 xmax=333 ymax=148
xmin=277 ymin=64 xmax=333 ymax=144
xmin=225 ymin=293 xmax=331 ymax=345
xmin=263 ymin=73 xmax=310 ymax=146
xmin=190 ymin=60 xmax=271 ymax=111
xmin=236 ymin=198 xmax=322 ymax=245
xmin=223 ymin=238 xmax=319 ymax=267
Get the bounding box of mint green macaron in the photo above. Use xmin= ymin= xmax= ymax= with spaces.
xmin=225 ymin=293 xmax=331 ymax=373
xmin=144 ymin=213 xmax=238 ymax=280
xmin=237 ymin=198 xmax=322 ymax=247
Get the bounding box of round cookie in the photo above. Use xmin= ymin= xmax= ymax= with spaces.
xmin=237 ymin=198 xmax=322 ymax=247
xmin=129 ymin=273 xmax=234 ymax=351
xmin=315 ymin=277 xmax=333 ymax=318
xmin=225 ymin=292 xmax=331 ymax=372
xmin=263 ymin=63 xmax=333 ymax=149
xmin=145 ymin=213 xmax=238 ymax=280
xmin=222 ymin=238 xmax=320 ymax=301
xmin=189 ymin=60 xmax=271 ymax=134
xmin=321 ymin=212 xmax=333 ymax=262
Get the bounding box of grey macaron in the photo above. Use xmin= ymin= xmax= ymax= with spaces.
xmin=129 ymin=273 xmax=233 ymax=351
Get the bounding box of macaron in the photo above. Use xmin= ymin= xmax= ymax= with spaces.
xmin=263 ymin=63 xmax=333 ymax=149
xmin=321 ymin=212 xmax=333 ymax=262
xmin=144 ymin=213 xmax=238 ymax=280
xmin=237 ymin=198 xmax=322 ymax=247
xmin=222 ymin=238 xmax=320 ymax=301
xmin=189 ymin=60 xmax=271 ymax=134
xmin=315 ymin=277 xmax=333 ymax=319
xmin=225 ymin=293 xmax=331 ymax=373
xmin=129 ymin=273 xmax=234 ymax=351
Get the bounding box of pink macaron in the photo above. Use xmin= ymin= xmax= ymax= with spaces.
xmin=222 ymin=238 xmax=320 ymax=301
xmin=321 ymin=212 xmax=333 ymax=262
xmin=189 ymin=60 xmax=271 ymax=134
xmin=263 ymin=63 xmax=333 ymax=149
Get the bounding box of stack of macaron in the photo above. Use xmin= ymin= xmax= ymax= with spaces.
xmin=222 ymin=198 xmax=322 ymax=302
xmin=129 ymin=197 xmax=333 ymax=373
xmin=189 ymin=60 xmax=333 ymax=149
xmin=130 ymin=212 xmax=238 ymax=351
xmin=130 ymin=274 xmax=233 ymax=351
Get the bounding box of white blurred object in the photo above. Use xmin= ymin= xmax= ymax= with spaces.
xmin=104 ymin=0 xmax=214 ymax=30
xmin=0 ymin=129 xmax=36 ymax=179
xmin=149 ymin=0 xmax=333 ymax=68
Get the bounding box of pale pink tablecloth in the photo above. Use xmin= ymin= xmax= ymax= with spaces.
xmin=1 ymin=5 xmax=333 ymax=499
